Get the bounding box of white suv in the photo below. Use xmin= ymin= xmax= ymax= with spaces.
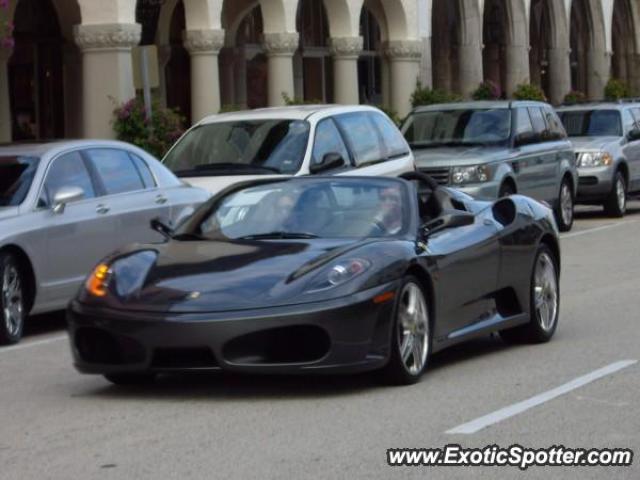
xmin=162 ymin=105 xmax=415 ymax=193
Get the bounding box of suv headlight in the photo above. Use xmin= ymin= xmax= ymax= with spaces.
xmin=452 ymin=165 xmax=490 ymax=184
xmin=577 ymin=151 xmax=613 ymax=167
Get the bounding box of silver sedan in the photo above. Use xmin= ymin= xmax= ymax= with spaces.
xmin=0 ymin=140 xmax=211 ymax=344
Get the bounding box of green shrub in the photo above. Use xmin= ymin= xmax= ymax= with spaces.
xmin=472 ymin=80 xmax=501 ymax=100
xmin=112 ymin=97 xmax=185 ymax=159
xmin=410 ymin=82 xmax=462 ymax=108
xmin=282 ymin=92 xmax=324 ymax=106
xmin=604 ymin=78 xmax=632 ymax=100
xmin=376 ymin=105 xmax=402 ymax=126
xmin=563 ymin=90 xmax=587 ymax=105
xmin=512 ymin=83 xmax=547 ymax=102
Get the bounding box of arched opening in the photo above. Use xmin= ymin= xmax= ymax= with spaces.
xmin=529 ymin=0 xmax=553 ymax=96
xmin=164 ymin=1 xmax=191 ymax=122
xmin=9 ymin=0 xmax=65 ymax=140
xmin=482 ymin=0 xmax=508 ymax=97
xmin=611 ymin=0 xmax=636 ymax=87
xmin=358 ymin=5 xmax=382 ymax=104
xmin=431 ymin=0 xmax=461 ymax=93
xmin=295 ymin=0 xmax=332 ymax=102
xmin=570 ymin=0 xmax=591 ymax=94
xmin=236 ymin=6 xmax=267 ymax=109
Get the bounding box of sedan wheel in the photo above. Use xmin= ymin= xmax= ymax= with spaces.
xmin=0 ymin=254 xmax=26 ymax=345
xmin=604 ymin=171 xmax=626 ymax=217
xmin=555 ymin=180 xmax=574 ymax=232
xmin=382 ymin=277 xmax=431 ymax=385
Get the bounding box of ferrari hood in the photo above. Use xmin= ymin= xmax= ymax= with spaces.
xmin=108 ymin=238 xmax=363 ymax=313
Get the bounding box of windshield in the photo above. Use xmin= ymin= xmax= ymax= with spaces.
xmin=163 ymin=119 xmax=311 ymax=176
xmin=179 ymin=179 xmax=409 ymax=240
xmin=0 ymin=156 xmax=39 ymax=207
xmin=557 ymin=110 xmax=622 ymax=137
xmin=403 ymin=108 xmax=512 ymax=147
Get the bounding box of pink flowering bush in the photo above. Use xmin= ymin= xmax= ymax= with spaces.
xmin=113 ymin=97 xmax=186 ymax=159
xmin=472 ymin=80 xmax=501 ymax=100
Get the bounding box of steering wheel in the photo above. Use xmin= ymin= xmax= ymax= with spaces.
xmin=399 ymin=171 xmax=443 ymax=221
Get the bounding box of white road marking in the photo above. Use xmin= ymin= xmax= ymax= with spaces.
xmin=562 ymin=219 xmax=640 ymax=239
xmin=0 ymin=334 xmax=67 ymax=355
xmin=446 ymin=360 xmax=637 ymax=435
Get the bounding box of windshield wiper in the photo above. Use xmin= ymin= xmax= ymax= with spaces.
xmin=238 ymin=231 xmax=319 ymax=240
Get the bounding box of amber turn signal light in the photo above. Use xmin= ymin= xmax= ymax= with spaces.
xmin=86 ymin=263 xmax=111 ymax=297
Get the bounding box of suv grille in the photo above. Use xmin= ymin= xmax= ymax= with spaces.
xmin=419 ymin=167 xmax=451 ymax=185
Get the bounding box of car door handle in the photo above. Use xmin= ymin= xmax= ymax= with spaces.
xmin=155 ymin=195 xmax=168 ymax=205
xmin=96 ymin=204 xmax=110 ymax=215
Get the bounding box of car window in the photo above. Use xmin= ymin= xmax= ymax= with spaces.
xmin=622 ymin=109 xmax=636 ymax=134
xmin=558 ymin=110 xmax=622 ymax=136
xmin=528 ymin=107 xmax=547 ymax=138
xmin=334 ymin=113 xmax=383 ymax=166
xmin=369 ymin=112 xmax=409 ymax=157
xmin=543 ymin=107 xmax=567 ymax=140
xmin=311 ymin=118 xmax=351 ymax=167
xmin=86 ymin=149 xmax=145 ymax=195
xmin=42 ymin=151 xmax=96 ymax=206
xmin=129 ymin=153 xmax=157 ymax=188
xmin=632 ymin=108 xmax=640 ymax=128
xmin=0 ymin=156 xmax=39 ymax=207
xmin=514 ymin=108 xmax=535 ymax=137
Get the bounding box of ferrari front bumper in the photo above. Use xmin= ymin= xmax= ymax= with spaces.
xmin=67 ymin=282 xmax=400 ymax=376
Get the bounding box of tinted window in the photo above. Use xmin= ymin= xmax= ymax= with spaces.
xmin=528 ymin=107 xmax=547 ymax=137
xmin=632 ymin=108 xmax=640 ymax=127
xmin=558 ymin=110 xmax=622 ymax=136
xmin=86 ymin=149 xmax=145 ymax=195
xmin=403 ymin=108 xmax=511 ymax=146
xmin=311 ymin=119 xmax=350 ymax=167
xmin=129 ymin=153 xmax=156 ymax=188
xmin=0 ymin=156 xmax=39 ymax=206
xmin=163 ymin=120 xmax=310 ymax=175
xmin=43 ymin=152 xmax=95 ymax=205
xmin=622 ymin=109 xmax=636 ymax=133
xmin=543 ymin=108 xmax=567 ymax=140
xmin=334 ymin=113 xmax=383 ymax=166
xmin=514 ymin=108 xmax=535 ymax=137
xmin=369 ymin=112 xmax=409 ymax=157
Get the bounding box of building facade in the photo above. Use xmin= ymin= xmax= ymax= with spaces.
xmin=0 ymin=0 xmax=639 ymax=143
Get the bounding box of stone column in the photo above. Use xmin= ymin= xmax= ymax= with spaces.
xmin=328 ymin=36 xmax=363 ymax=105
xmin=505 ymin=45 xmax=530 ymax=97
xmin=263 ymin=32 xmax=299 ymax=106
xmin=458 ymin=43 xmax=483 ymax=98
xmin=547 ymin=47 xmax=571 ymax=105
xmin=385 ymin=40 xmax=421 ymax=119
xmin=628 ymin=53 xmax=640 ymax=95
xmin=587 ymin=49 xmax=611 ymax=100
xmin=74 ymin=23 xmax=141 ymax=139
xmin=419 ymin=37 xmax=433 ymax=89
xmin=184 ymin=29 xmax=224 ymax=122
xmin=0 ymin=47 xmax=13 ymax=143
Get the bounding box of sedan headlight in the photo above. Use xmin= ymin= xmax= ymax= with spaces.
xmin=306 ymin=258 xmax=371 ymax=293
xmin=452 ymin=165 xmax=490 ymax=184
xmin=576 ymin=151 xmax=613 ymax=167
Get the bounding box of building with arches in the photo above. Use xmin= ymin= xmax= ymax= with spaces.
xmin=0 ymin=0 xmax=638 ymax=142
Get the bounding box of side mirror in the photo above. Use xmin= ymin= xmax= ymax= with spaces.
xmin=627 ymin=128 xmax=640 ymax=142
xmin=514 ymin=131 xmax=538 ymax=148
xmin=309 ymin=152 xmax=346 ymax=174
xmin=150 ymin=217 xmax=174 ymax=240
xmin=422 ymin=210 xmax=475 ymax=237
xmin=52 ymin=186 xmax=85 ymax=214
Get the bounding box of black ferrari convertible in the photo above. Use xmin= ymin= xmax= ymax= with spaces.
xmin=68 ymin=174 xmax=561 ymax=385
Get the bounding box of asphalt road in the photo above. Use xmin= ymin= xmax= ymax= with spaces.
xmin=2 ymin=201 xmax=639 ymax=480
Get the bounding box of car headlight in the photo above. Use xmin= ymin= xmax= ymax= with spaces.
xmin=305 ymin=258 xmax=371 ymax=293
xmin=577 ymin=151 xmax=613 ymax=167
xmin=452 ymin=165 xmax=490 ymax=184
xmin=85 ymin=263 xmax=112 ymax=297
xmin=84 ymin=250 xmax=157 ymax=298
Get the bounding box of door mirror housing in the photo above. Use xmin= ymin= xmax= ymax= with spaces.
xmin=627 ymin=128 xmax=640 ymax=142
xmin=150 ymin=217 xmax=174 ymax=240
xmin=52 ymin=186 xmax=85 ymax=214
xmin=309 ymin=152 xmax=346 ymax=174
xmin=421 ymin=210 xmax=475 ymax=237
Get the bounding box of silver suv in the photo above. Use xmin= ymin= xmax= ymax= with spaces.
xmin=556 ymin=103 xmax=640 ymax=217
xmin=401 ymin=101 xmax=578 ymax=231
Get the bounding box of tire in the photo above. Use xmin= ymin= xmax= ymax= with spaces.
xmin=498 ymin=182 xmax=516 ymax=198
xmin=104 ymin=373 xmax=156 ymax=386
xmin=500 ymin=245 xmax=559 ymax=344
xmin=603 ymin=171 xmax=627 ymax=217
xmin=381 ymin=276 xmax=431 ymax=385
xmin=554 ymin=178 xmax=574 ymax=232
xmin=0 ymin=253 xmax=26 ymax=345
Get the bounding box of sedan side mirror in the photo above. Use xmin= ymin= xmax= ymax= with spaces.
xmin=422 ymin=210 xmax=475 ymax=237
xmin=309 ymin=152 xmax=346 ymax=174
xmin=627 ymin=128 xmax=640 ymax=142
xmin=150 ymin=217 xmax=174 ymax=240
xmin=52 ymin=186 xmax=85 ymax=214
